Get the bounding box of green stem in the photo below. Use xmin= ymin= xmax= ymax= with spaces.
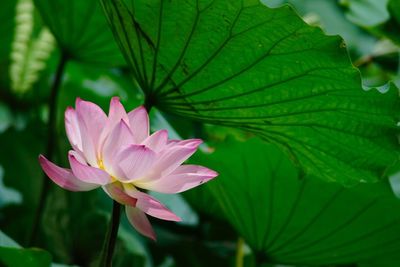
xmin=29 ymin=52 xmax=68 ymax=246
xmin=236 ymin=237 xmax=245 ymax=267
xmin=100 ymin=200 xmax=122 ymax=267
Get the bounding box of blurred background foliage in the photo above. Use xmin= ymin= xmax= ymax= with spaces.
xmin=0 ymin=0 xmax=399 ymax=267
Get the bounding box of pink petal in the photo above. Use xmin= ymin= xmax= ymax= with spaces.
xmin=116 ymin=145 xmax=156 ymax=182
xmin=128 ymin=106 xmax=149 ymax=143
xmin=165 ymin=138 xmax=202 ymax=149
xmin=75 ymin=98 xmax=107 ymax=123
xmin=69 ymin=150 xmax=86 ymax=164
xmin=125 ymin=186 xmax=181 ymax=222
xmin=75 ymin=98 xmax=107 ymax=156
xmin=99 ymin=97 xmax=130 ymax=153
xmin=126 ymin=206 xmax=156 ymax=240
xmin=141 ymin=130 xmax=168 ymax=153
xmin=102 ymin=183 xmax=137 ymax=206
xmin=65 ymin=107 xmax=82 ymax=152
xmin=38 ymin=155 xmax=98 ymax=191
xmin=139 ymin=139 xmax=203 ymax=182
xmin=108 ymin=97 xmax=129 ymax=127
xmin=135 ymin=165 xmax=217 ymax=193
xmin=76 ymin=112 xmax=98 ymax=167
xmin=102 ymin=119 xmax=134 ymax=176
xmin=68 ymin=151 xmax=111 ymax=185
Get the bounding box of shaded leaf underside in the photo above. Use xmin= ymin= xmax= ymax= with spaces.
xmin=101 ymin=0 xmax=400 ymax=184
xmin=195 ymin=138 xmax=400 ymax=265
xmin=34 ymin=0 xmax=125 ymax=66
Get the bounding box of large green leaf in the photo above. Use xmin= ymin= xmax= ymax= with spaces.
xmin=0 ymin=247 xmax=52 ymax=267
xmin=0 ymin=230 xmax=51 ymax=267
xmin=0 ymin=247 xmax=51 ymax=267
xmin=263 ymin=0 xmax=378 ymax=58
xmin=33 ymin=0 xmax=125 ymax=66
xmin=193 ymin=137 xmax=400 ymax=265
xmin=273 ymin=0 xmax=399 ymax=90
xmin=101 ymin=0 xmax=400 ymax=185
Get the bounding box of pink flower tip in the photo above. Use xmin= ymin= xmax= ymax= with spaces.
xmin=75 ymin=97 xmax=82 ymax=105
xmin=208 ymin=170 xmax=219 ymax=178
xmin=131 ymin=105 xmax=149 ymax=119
xmin=111 ymin=96 xmax=121 ymax=103
xmin=148 ymin=232 xmax=157 ymax=241
xmin=136 ymin=105 xmax=147 ymax=112
xmin=187 ymin=139 xmax=203 ymax=148
xmin=67 ymin=153 xmax=76 ymax=160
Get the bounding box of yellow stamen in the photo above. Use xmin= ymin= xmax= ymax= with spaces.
xmin=98 ymin=159 xmax=117 ymax=182
xmin=98 ymin=159 xmax=105 ymax=170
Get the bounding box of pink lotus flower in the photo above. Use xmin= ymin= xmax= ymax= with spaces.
xmin=39 ymin=97 xmax=217 ymax=240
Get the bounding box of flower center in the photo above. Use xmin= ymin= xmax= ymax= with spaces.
xmin=98 ymin=159 xmax=105 ymax=170
xmin=98 ymin=159 xmax=117 ymax=182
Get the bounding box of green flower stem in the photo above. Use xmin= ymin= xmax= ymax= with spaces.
xmin=29 ymin=52 xmax=69 ymax=246
xmin=235 ymin=237 xmax=244 ymax=267
xmin=100 ymin=200 xmax=122 ymax=267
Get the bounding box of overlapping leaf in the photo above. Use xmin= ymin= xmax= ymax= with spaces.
xmin=374 ymin=0 xmax=400 ymax=45
xmin=101 ymin=0 xmax=400 ymax=185
xmin=0 ymin=231 xmax=52 ymax=267
xmin=0 ymin=247 xmax=51 ymax=267
xmin=194 ymin=138 xmax=400 ymax=265
xmin=33 ymin=0 xmax=125 ymax=66
xmin=341 ymin=0 xmax=390 ymax=27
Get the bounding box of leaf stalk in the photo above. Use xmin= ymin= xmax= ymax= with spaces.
xmin=29 ymin=52 xmax=69 ymax=246
xmin=100 ymin=200 xmax=122 ymax=267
